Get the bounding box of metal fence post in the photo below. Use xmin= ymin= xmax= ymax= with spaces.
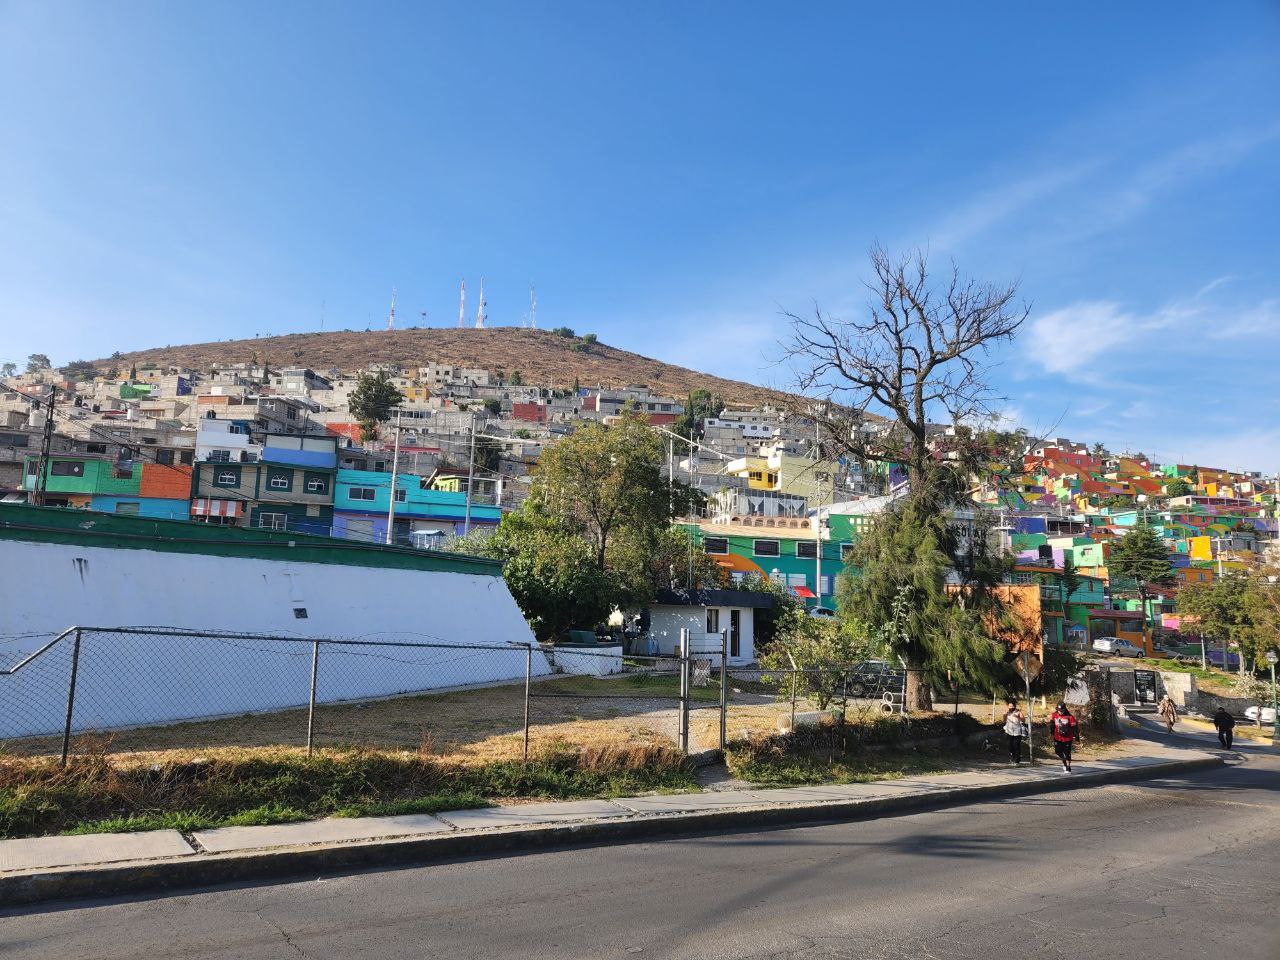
xmin=60 ymin=628 xmax=84 ymax=767
xmin=306 ymin=640 xmax=320 ymax=757
xmin=678 ymin=628 xmax=690 ymax=755
xmin=523 ymin=644 xmax=532 ymax=762
xmin=718 ymin=629 xmax=728 ymax=752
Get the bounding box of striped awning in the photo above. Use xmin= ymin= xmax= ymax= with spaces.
xmin=191 ymin=498 xmax=242 ymax=518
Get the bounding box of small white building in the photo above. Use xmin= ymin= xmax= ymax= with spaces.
xmin=644 ymin=588 xmax=774 ymax=665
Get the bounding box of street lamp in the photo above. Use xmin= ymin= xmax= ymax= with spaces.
xmin=1266 ymin=649 xmax=1278 ymax=741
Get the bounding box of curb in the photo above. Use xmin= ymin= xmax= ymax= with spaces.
xmin=0 ymin=754 xmax=1221 ymax=908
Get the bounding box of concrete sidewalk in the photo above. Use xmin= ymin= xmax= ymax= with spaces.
xmin=0 ymin=743 xmax=1222 ymax=907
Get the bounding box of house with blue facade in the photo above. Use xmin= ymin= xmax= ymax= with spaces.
xmin=332 ymin=468 xmax=501 ymax=546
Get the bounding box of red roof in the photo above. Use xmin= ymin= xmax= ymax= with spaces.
xmin=792 ymin=586 xmax=815 ymax=598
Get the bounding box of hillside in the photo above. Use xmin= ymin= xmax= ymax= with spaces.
xmin=98 ymin=327 xmax=792 ymax=407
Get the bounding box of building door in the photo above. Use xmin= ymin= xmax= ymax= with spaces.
xmin=729 ymin=609 xmax=740 ymax=659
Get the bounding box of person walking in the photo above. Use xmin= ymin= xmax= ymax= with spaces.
xmin=1157 ymin=694 xmax=1179 ymax=733
xmin=1050 ymin=702 xmax=1080 ymax=773
xmin=1213 ymin=706 xmax=1235 ymax=749
xmin=1003 ymin=700 xmax=1027 ymax=765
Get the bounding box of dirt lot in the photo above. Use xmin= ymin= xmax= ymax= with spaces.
xmin=3 ymin=673 xmax=803 ymax=765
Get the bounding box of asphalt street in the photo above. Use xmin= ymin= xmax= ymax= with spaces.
xmin=4 ymin=726 xmax=1277 ymax=960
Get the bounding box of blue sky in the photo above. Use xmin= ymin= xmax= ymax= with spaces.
xmin=2 ymin=2 xmax=1278 ymax=471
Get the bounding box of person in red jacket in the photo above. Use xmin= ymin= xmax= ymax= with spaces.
xmin=1050 ymin=703 xmax=1080 ymax=773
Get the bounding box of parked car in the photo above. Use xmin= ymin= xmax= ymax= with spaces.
xmin=807 ymin=606 xmax=836 ymax=619
xmin=1244 ymin=706 xmax=1277 ymax=724
xmin=1091 ymin=636 xmax=1146 ymax=658
xmin=845 ymin=659 xmax=905 ymax=698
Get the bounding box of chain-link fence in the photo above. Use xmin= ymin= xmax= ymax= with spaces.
xmin=1 ymin=626 xmax=927 ymax=765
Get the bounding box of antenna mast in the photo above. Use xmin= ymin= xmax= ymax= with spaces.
xmin=476 ymin=276 xmax=487 ymax=328
xmin=458 ymin=279 xmax=466 ymax=328
xmin=529 ymin=284 xmax=537 ymax=329
xmin=386 ymin=287 xmax=397 ymax=331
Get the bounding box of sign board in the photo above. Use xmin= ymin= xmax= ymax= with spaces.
xmin=1016 ymin=652 xmax=1042 ymax=683
xmin=1134 ymin=669 xmax=1158 ymax=705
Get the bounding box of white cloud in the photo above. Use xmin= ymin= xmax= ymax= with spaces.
xmin=1024 ymin=301 xmax=1147 ymax=376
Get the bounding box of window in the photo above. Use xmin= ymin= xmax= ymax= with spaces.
xmin=114 ymin=502 xmax=140 ymax=516
xmin=840 ymin=543 xmax=855 ymax=562
xmin=752 ymin=539 xmax=779 ymax=557
xmin=257 ymin=512 xmax=287 ymax=530
xmin=50 ymin=461 xmax=85 ymax=477
xmin=268 ymin=472 xmax=291 ymax=491
xmin=305 ymin=477 xmax=328 ymax=494
xmin=285 ymin=406 xmax=297 ymax=420
xmin=796 ymin=541 xmax=818 ymax=559
xmin=394 ymin=488 xmax=407 ymax=503
xmin=349 ymin=486 xmax=376 ymax=501
xmin=215 ymin=470 xmax=239 ymax=486
xmin=242 ymin=452 xmax=258 ymax=463
xmin=85 ymin=442 xmax=106 ymax=454
xmin=706 ymin=609 xmax=720 ymax=633
xmin=207 ymin=449 xmax=231 ymax=463
xmin=156 ymin=449 xmax=174 ymax=465
xmin=703 ymin=536 xmax=728 ymax=555
xmin=787 ymin=573 xmax=807 ymax=588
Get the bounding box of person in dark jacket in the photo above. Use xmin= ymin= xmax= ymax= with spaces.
xmin=1213 ymin=707 xmax=1235 ymax=749
xmin=1050 ymin=702 xmax=1080 ymax=773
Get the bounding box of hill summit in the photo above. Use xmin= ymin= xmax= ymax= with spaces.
xmin=99 ymin=326 xmax=789 ymax=407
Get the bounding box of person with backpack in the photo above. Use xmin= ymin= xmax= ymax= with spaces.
xmin=1050 ymin=702 xmax=1080 ymax=773
xmin=1213 ymin=706 xmax=1235 ymax=749
xmin=1003 ymin=700 xmax=1028 ymax=765
xmin=1157 ymin=694 xmax=1179 ymax=733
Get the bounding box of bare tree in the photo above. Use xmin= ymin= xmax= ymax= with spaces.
xmin=783 ymin=246 xmax=1028 ymax=503
xmin=783 ymin=247 xmax=1029 ymax=711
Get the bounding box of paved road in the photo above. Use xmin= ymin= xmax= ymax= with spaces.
xmin=4 ymin=729 xmax=1276 ymax=960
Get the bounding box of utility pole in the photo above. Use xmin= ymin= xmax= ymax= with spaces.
xmin=32 ymin=385 xmax=56 ymax=506
xmin=814 ymin=507 xmax=823 ymax=608
xmin=462 ymin=418 xmax=477 ymax=536
xmin=385 ymin=412 xmax=402 ymax=545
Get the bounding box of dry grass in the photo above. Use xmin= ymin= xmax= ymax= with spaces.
xmin=2 ymin=675 xmax=690 ymax=766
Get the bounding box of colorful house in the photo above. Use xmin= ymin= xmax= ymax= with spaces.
xmin=331 ymin=468 xmax=500 ymax=544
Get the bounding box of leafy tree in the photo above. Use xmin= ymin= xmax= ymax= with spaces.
xmin=551 ymin=326 xmax=576 ymax=338
xmin=673 ymin=388 xmax=725 ymax=443
xmin=536 ymin=415 xmax=668 ymax=572
xmin=581 ymin=333 xmax=598 ymax=344
xmin=1060 ymin=553 xmax=1082 ymax=606
xmin=836 ymin=495 xmax=1013 ymax=709
xmin=1109 ymin=524 xmax=1175 ymax=633
xmin=26 ymin=354 xmax=51 ymax=373
xmin=758 ymin=607 xmax=878 ymax=709
xmin=467 ymin=505 xmax=619 ymax=642
xmin=0 ymin=362 xmax=17 ymax=378
xmin=509 ymin=370 xmax=524 ymax=386
xmin=348 ymin=371 xmax=404 ymax=441
xmin=483 ymin=398 xmax=502 ymax=415
xmin=736 ymin=571 xmax=801 ymax=652
xmin=61 ymin=360 xmax=99 ymax=380
xmin=1165 ymin=479 xmax=1192 ymax=497
xmin=638 ymin=526 xmax=727 ymax=593
xmin=1178 ymin=574 xmax=1261 ymax=674
xmin=474 ymin=434 xmax=502 ymax=474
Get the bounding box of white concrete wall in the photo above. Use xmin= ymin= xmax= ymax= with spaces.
xmin=543 ymin=644 xmax=624 ymax=677
xmin=646 ymin=606 xmax=755 ymax=664
xmin=0 ymin=539 xmax=547 ymax=737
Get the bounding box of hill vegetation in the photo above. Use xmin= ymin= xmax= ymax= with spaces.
xmin=96 ymin=327 xmax=791 ymax=407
